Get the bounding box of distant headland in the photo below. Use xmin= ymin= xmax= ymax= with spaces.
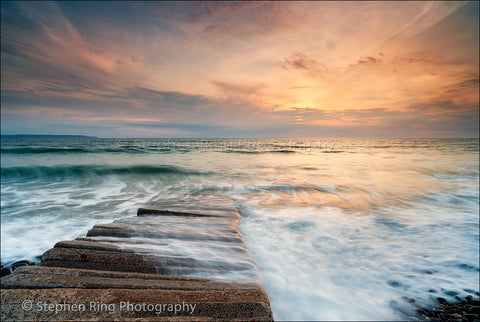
xmin=1 ymin=134 xmax=98 ymax=138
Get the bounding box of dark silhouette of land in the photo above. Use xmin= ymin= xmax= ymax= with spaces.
xmin=1 ymin=134 xmax=98 ymax=138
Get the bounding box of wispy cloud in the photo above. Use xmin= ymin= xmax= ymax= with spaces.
xmin=281 ymin=52 xmax=329 ymax=79
xmin=353 ymin=56 xmax=382 ymax=67
xmin=1 ymin=1 xmax=477 ymax=137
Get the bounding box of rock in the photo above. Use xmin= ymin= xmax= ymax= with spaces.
xmin=444 ymin=290 xmax=460 ymax=297
xmin=464 ymin=313 xmax=479 ymax=321
xmin=11 ymin=260 xmax=32 ymax=270
xmin=0 ymin=267 xmax=12 ymax=278
xmin=437 ymin=297 xmax=448 ymax=305
xmin=417 ymin=309 xmax=429 ymax=316
xmin=468 ymin=306 xmax=480 ymax=314
xmin=408 ymin=297 xmax=416 ymax=303
xmin=418 ymin=296 xmax=480 ymax=322
xmin=466 ymin=295 xmax=473 ymax=302
xmin=387 ymin=280 xmax=401 ymax=287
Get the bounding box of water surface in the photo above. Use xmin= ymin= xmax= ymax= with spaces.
xmin=1 ymin=138 xmax=478 ymax=320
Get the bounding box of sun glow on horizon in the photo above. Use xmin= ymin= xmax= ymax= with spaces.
xmin=1 ymin=1 xmax=478 ymax=137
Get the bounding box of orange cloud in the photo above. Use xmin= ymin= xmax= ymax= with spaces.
xmin=1 ymin=1 xmax=477 ymax=137
xmin=308 ymin=119 xmax=381 ymax=127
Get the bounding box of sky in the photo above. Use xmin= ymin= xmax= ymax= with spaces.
xmin=1 ymin=1 xmax=479 ymax=138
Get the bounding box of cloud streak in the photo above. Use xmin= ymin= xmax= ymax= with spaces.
xmin=1 ymin=1 xmax=478 ymax=137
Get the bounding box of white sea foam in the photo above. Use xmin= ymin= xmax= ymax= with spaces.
xmin=239 ymin=203 xmax=479 ymax=320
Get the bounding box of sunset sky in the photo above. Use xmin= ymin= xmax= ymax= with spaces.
xmin=1 ymin=1 xmax=479 ymax=138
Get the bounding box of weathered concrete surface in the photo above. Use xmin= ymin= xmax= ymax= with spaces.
xmin=1 ymin=266 xmax=272 ymax=321
xmin=1 ymin=288 xmax=272 ymax=321
xmin=2 ymin=266 xmax=263 ymax=291
xmin=0 ymin=197 xmax=273 ymax=321
xmin=40 ymin=197 xmax=257 ymax=280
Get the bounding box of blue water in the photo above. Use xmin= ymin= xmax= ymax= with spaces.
xmin=1 ymin=138 xmax=479 ymax=320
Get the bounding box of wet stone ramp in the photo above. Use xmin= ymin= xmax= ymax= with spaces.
xmin=1 ymin=197 xmax=273 ymax=321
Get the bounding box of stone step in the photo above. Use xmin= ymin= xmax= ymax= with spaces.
xmin=113 ymin=216 xmax=239 ymax=228
xmin=1 ymin=288 xmax=272 ymax=321
xmin=86 ymin=224 xmax=244 ymax=243
xmin=90 ymin=222 xmax=240 ymax=237
xmin=1 ymin=266 xmax=263 ymax=291
xmin=41 ymin=247 xmax=256 ymax=275
xmin=0 ymin=198 xmax=273 ymax=321
xmin=59 ymin=239 xmax=251 ymax=259
xmin=137 ymin=208 xmax=241 ymax=219
xmin=73 ymin=237 xmax=250 ymax=255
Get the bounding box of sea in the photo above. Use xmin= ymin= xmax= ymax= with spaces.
xmin=1 ymin=137 xmax=479 ymax=320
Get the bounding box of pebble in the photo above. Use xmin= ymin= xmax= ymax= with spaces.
xmin=465 ymin=314 xmax=479 ymax=321
xmin=417 ymin=294 xmax=480 ymax=322
xmin=437 ymin=297 xmax=448 ymax=304
xmin=469 ymin=306 xmax=480 ymax=314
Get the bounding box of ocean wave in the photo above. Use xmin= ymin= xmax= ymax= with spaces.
xmin=0 ymin=147 xmax=156 ymax=154
xmin=1 ymin=165 xmax=212 ymax=180
xmin=185 ymin=183 xmax=337 ymax=196
xmin=1 ymin=147 xmax=91 ymax=154
xmin=1 ymin=147 xmax=300 ymax=155
xmin=262 ymin=183 xmax=336 ymax=193
xmin=222 ymin=149 xmax=296 ymax=154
